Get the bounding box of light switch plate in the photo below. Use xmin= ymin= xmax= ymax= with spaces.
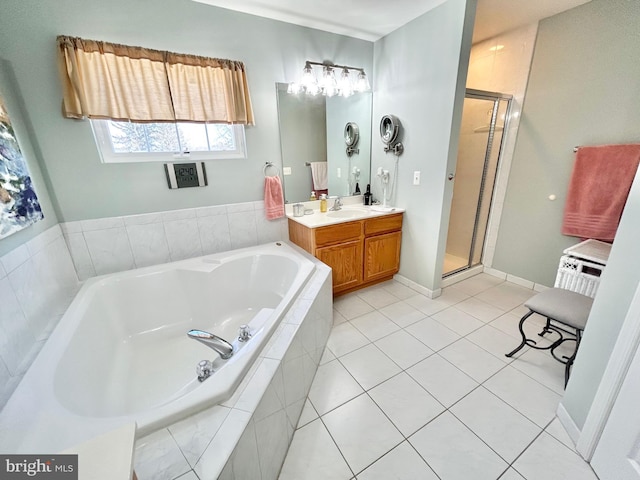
xmin=413 ymin=171 xmax=421 ymax=185
xmin=283 ymin=167 xmax=292 ymax=175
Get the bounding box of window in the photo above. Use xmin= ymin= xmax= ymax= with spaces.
xmin=91 ymin=119 xmax=246 ymax=163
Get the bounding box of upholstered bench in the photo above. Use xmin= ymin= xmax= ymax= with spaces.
xmin=506 ymin=288 xmax=594 ymax=387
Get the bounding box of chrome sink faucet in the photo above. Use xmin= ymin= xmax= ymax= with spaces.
xmin=187 ymin=329 xmax=234 ymax=359
xmin=329 ymin=196 xmax=343 ymax=211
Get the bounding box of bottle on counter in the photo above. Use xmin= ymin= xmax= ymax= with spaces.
xmin=310 ymin=191 xmax=317 ymax=201
xmin=363 ymin=184 xmax=372 ymax=205
xmin=320 ymin=194 xmax=328 ymax=212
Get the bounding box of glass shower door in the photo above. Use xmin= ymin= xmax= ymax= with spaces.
xmin=443 ymin=90 xmax=510 ymax=277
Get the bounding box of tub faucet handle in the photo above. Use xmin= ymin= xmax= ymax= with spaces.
xmin=196 ymin=359 xmax=213 ymax=382
xmin=238 ymin=325 xmax=252 ymax=342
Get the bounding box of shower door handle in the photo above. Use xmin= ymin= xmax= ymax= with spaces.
xmin=448 ymin=173 xmax=455 ymax=181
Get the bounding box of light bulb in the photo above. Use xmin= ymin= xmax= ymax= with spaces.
xmin=306 ymin=83 xmax=320 ymax=96
xmin=355 ymin=71 xmax=370 ymax=92
xmin=300 ymin=62 xmax=316 ymax=89
xmin=320 ymin=66 xmax=337 ymax=97
xmin=339 ymin=68 xmax=353 ymax=97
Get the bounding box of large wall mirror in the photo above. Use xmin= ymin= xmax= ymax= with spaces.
xmin=276 ymin=83 xmax=372 ymax=203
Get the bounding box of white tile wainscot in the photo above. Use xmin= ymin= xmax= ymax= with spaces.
xmin=62 ymin=201 xmax=289 ymax=280
xmin=0 ymin=224 xmax=79 ymax=408
xmin=133 ymin=254 xmax=333 ymax=480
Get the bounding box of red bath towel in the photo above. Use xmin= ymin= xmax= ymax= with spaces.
xmin=264 ymin=175 xmax=285 ymax=220
xmin=562 ymin=144 xmax=640 ymax=241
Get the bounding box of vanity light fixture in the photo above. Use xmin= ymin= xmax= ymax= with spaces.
xmin=288 ymin=61 xmax=370 ymax=97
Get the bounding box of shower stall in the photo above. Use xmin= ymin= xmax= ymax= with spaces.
xmin=443 ymin=89 xmax=512 ymax=277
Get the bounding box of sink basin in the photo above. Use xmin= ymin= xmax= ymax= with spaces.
xmin=326 ymin=208 xmax=369 ymax=219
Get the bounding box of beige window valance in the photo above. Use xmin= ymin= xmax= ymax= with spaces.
xmin=56 ymin=36 xmax=255 ymax=125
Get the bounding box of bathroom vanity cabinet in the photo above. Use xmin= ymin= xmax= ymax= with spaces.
xmin=288 ymin=212 xmax=403 ymax=295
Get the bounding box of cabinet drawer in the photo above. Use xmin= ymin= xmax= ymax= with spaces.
xmin=315 ymin=221 xmax=362 ymax=247
xmin=365 ymin=213 xmax=403 ymax=236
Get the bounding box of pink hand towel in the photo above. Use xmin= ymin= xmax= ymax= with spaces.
xmin=264 ymin=175 xmax=285 ymax=220
xmin=562 ymin=144 xmax=640 ymax=241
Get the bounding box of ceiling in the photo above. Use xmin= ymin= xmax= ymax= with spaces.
xmin=193 ymin=0 xmax=591 ymax=43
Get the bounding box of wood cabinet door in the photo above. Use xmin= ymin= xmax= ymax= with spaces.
xmin=316 ymin=239 xmax=363 ymax=293
xmin=364 ymin=231 xmax=401 ymax=283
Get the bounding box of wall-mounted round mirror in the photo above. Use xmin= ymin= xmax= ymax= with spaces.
xmin=380 ymin=114 xmax=400 ymax=145
xmin=344 ymin=122 xmax=359 ymax=147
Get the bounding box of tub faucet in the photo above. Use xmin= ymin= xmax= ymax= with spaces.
xmin=329 ymin=196 xmax=343 ymax=211
xmin=187 ymin=330 xmax=234 ymax=359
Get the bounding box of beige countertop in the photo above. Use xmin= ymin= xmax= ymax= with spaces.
xmin=286 ymin=196 xmax=405 ymax=229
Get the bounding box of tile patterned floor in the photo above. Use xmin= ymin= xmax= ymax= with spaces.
xmin=279 ymin=274 xmax=599 ymax=480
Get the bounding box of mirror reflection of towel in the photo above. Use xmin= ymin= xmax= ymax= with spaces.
xmin=310 ymin=162 xmax=328 ymax=190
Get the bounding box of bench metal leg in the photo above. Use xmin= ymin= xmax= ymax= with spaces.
xmin=505 ymin=311 xmax=536 ymax=358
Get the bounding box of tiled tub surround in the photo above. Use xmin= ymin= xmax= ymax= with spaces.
xmin=62 ymin=201 xmax=289 ymax=281
xmin=0 ymin=243 xmax=322 ymax=453
xmin=133 ymin=256 xmax=332 ymax=480
xmin=0 ymin=224 xmax=79 ymax=408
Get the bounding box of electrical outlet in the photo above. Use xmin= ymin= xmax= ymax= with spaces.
xmin=413 ymin=171 xmax=421 ymax=185
xmin=337 ymin=167 xmax=341 ymax=178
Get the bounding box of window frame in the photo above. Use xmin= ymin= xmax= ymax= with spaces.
xmin=90 ymin=119 xmax=247 ymax=164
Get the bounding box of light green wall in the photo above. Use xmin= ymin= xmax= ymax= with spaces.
xmin=372 ymin=0 xmax=476 ymax=291
xmin=492 ymin=0 xmax=640 ymax=286
xmin=0 ymin=0 xmax=372 ymax=221
xmin=0 ymin=58 xmax=59 ymax=257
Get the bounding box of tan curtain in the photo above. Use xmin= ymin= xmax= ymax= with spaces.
xmin=57 ymin=36 xmax=254 ymax=125
xmin=166 ymin=53 xmax=254 ymax=125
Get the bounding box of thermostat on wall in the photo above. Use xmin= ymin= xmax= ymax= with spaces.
xmin=164 ymin=162 xmax=208 ymax=189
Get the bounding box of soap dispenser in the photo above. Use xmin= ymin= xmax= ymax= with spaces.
xmin=363 ymin=184 xmax=372 ymax=205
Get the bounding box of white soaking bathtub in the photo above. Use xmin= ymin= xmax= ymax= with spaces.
xmin=0 ymin=242 xmax=316 ymax=453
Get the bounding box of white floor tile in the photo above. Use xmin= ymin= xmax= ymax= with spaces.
xmin=512 ymin=432 xmax=598 ymax=480
xmin=404 ymin=294 xmax=449 ymax=316
xmin=297 ymin=399 xmax=318 ymax=429
xmin=455 ymin=297 xmax=505 ymax=322
xmin=279 ymin=419 xmax=353 ymax=480
xmin=308 ymin=360 xmax=364 ymax=415
xmin=381 ymin=281 xmax=417 ymax=300
xmin=410 ymin=412 xmax=508 ymax=480
xmin=545 ymin=417 xmax=576 ymax=451
xmin=431 ymin=307 xmax=485 ymax=336
xmin=378 ymin=301 xmax=426 ymax=328
xmin=407 ymin=355 xmax=478 ymax=407
xmin=451 ymin=387 xmax=541 ymax=463
xmin=369 ymin=372 xmax=445 ymax=437
xmin=323 ymin=394 xmax=403 ymax=475
xmin=334 ymin=294 xmax=375 ymax=320
xmin=405 ymin=317 xmax=460 ymax=352
xmin=476 ymin=283 xmax=534 ymax=311
xmin=499 ymin=468 xmax=526 ymax=480
xmin=374 ymin=330 xmax=434 ymax=369
xmin=350 ymin=311 xmax=401 ymax=342
xmin=466 ymin=324 xmax=523 ymax=363
xmin=333 ymin=309 xmax=348 ymax=326
xmin=320 ymin=347 xmax=336 ymax=365
xmin=439 ymin=339 xmax=507 ymax=383
xmin=484 ymin=366 xmax=561 ymax=428
xmin=448 ymin=273 xmax=504 ymax=296
xmin=327 ymin=322 xmax=370 ymax=357
xmin=434 ymin=287 xmax=470 ymax=307
xmin=357 ymin=285 xmax=401 ymax=309
xmin=510 ymin=347 xmax=567 ymax=394
xmin=357 ymin=441 xmax=439 ymax=480
xmin=340 ymin=344 xmax=401 ymax=391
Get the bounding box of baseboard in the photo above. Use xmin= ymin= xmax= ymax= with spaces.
xmin=556 ymin=402 xmax=582 ymax=446
xmin=394 ymin=274 xmax=440 ymax=299
xmin=484 ymin=266 xmax=550 ymax=292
